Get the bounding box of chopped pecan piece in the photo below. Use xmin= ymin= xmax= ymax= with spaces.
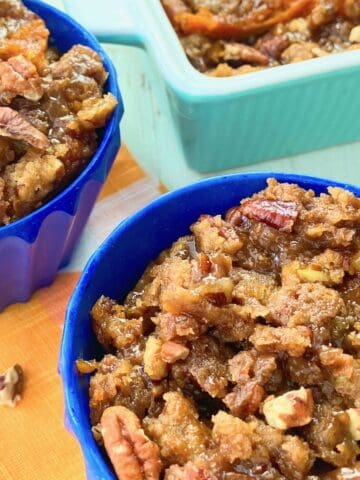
xmin=222 ymin=42 xmax=269 ymax=65
xmin=229 ymin=350 xmax=277 ymax=385
xmin=0 ymin=107 xmax=49 ymax=149
xmin=258 ymin=34 xmax=289 ymax=59
xmin=347 ymin=328 xmax=360 ymax=351
xmin=144 ymin=335 xmax=168 ymax=380
xmin=161 ymin=341 xmax=190 ymax=363
xmin=249 ymin=416 xmax=314 ymax=478
xmin=50 ymin=44 xmax=108 ymax=85
xmin=197 ymin=252 xmax=212 ymax=275
xmin=208 ymin=252 xmax=232 ymax=278
xmin=75 ymin=359 xmax=98 ymax=375
xmin=208 ymin=63 xmax=265 ymax=77
xmin=101 ymin=406 xmax=163 ymax=480
xmin=263 ymin=387 xmax=314 ymax=430
xmin=70 ymin=93 xmax=118 ymax=130
xmin=280 ymin=42 xmax=320 ymax=63
xmin=241 ymin=200 xmax=299 ymax=232
xmin=349 ymin=25 xmax=360 ymax=42
xmin=223 ymin=381 xmax=265 ymax=417
xmin=346 ymin=408 xmax=360 ymax=441
xmin=91 ymin=423 xmax=104 ymax=445
xmin=0 ymin=364 xmax=24 ymax=407
xmin=197 ymin=277 xmax=234 ymax=307
xmin=319 ymin=347 xmax=354 ymax=379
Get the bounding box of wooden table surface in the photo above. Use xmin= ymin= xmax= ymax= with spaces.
xmin=0 ymin=147 xmax=160 ymax=480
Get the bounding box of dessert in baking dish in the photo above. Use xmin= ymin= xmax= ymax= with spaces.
xmin=162 ymin=0 xmax=360 ymax=76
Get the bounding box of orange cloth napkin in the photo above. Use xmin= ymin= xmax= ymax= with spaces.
xmin=0 ymin=147 xmax=161 ymax=480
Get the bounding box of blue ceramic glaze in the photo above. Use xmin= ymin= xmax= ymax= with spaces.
xmin=60 ymin=172 xmax=360 ymax=480
xmin=0 ymin=0 xmax=123 ymax=311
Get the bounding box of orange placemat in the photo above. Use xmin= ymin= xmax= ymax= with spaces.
xmin=0 ymin=147 xmax=162 ymax=480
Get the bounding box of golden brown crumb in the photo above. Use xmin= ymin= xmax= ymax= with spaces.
xmin=85 ymin=178 xmax=360 ymax=479
xmin=0 ymin=1 xmax=117 ymax=226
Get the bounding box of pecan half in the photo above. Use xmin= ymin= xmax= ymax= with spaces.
xmin=0 ymin=107 xmax=49 ymax=149
xmin=101 ymin=406 xmax=163 ymax=480
xmin=0 ymin=56 xmax=43 ymax=104
xmin=241 ymin=200 xmax=299 ymax=232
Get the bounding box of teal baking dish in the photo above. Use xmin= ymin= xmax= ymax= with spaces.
xmin=66 ymin=0 xmax=360 ymax=174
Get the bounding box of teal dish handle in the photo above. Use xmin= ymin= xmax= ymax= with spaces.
xmin=64 ymin=0 xmax=144 ymax=47
xmin=65 ymin=0 xmax=360 ymax=178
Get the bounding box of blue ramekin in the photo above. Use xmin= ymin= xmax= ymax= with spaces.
xmin=59 ymin=172 xmax=360 ymax=480
xmin=0 ymin=0 xmax=123 ymax=312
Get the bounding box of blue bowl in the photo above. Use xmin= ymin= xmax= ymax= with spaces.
xmin=59 ymin=172 xmax=360 ymax=480
xmin=0 ymin=0 xmax=123 ymax=311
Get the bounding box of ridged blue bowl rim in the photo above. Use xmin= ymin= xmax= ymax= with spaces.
xmin=0 ymin=0 xmax=123 ymax=241
xmin=60 ymin=171 xmax=360 ymax=479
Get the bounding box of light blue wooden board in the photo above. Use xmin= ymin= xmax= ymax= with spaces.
xmin=44 ymin=0 xmax=360 ymax=189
